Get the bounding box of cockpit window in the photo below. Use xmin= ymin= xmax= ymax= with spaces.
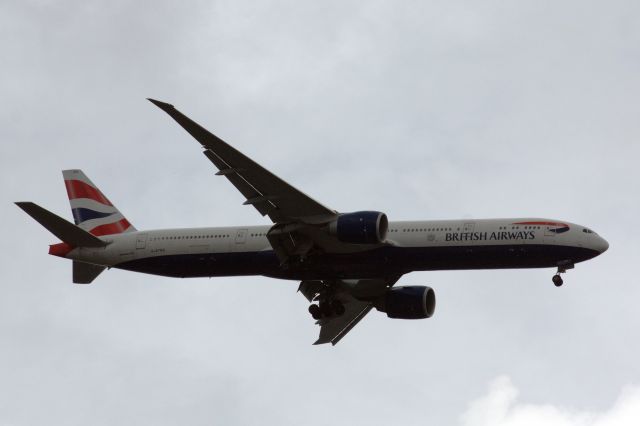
xmin=582 ymin=228 xmax=595 ymax=234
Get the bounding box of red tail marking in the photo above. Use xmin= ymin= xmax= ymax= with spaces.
xmin=49 ymin=242 xmax=74 ymax=257
xmin=64 ymin=180 xmax=113 ymax=206
xmin=89 ymin=218 xmax=132 ymax=236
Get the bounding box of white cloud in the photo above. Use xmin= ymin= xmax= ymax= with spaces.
xmin=462 ymin=376 xmax=640 ymax=426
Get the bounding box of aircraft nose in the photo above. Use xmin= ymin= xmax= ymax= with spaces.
xmin=595 ymin=236 xmax=609 ymax=253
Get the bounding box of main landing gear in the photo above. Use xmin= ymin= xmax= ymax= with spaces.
xmin=308 ymin=299 xmax=345 ymax=320
xmin=299 ymin=280 xmax=347 ymax=320
xmin=308 ymin=304 xmax=322 ymax=320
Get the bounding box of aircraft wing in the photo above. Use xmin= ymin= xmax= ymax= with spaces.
xmin=315 ymin=302 xmax=373 ymax=346
xmin=148 ymin=99 xmax=337 ymax=225
xmin=299 ymin=277 xmax=399 ymax=345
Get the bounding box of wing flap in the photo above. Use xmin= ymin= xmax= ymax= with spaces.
xmin=202 ymin=149 xmax=276 ymax=217
xmin=314 ymin=302 xmax=373 ymax=346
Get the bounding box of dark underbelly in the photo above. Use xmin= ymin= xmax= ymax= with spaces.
xmin=113 ymin=244 xmax=599 ymax=280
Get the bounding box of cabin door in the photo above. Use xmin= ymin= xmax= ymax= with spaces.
xmin=232 ymin=228 xmax=248 ymax=252
xmin=135 ymin=233 xmax=148 ymax=250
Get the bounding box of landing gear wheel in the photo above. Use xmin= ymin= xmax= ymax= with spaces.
xmin=552 ymin=274 xmax=564 ymax=287
xmin=332 ymin=300 xmax=346 ymax=316
xmin=320 ymin=302 xmax=333 ymax=317
xmin=308 ymin=304 xmax=322 ymax=320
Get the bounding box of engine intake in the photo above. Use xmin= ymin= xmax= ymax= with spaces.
xmin=329 ymin=211 xmax=388 ymax=244
xmin=377 ymin=286 xmax=436 ymax=319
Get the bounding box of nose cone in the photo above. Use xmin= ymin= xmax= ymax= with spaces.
xmin=595 ymin=236 xmax=609 ymax=254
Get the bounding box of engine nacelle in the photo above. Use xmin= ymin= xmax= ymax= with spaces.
xmin=378 ymin=286 xmax=436 ymax=319
xmin=328 ymin=211 xmax=388 ymax=244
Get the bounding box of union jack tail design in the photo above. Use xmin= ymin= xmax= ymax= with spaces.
xmin=62 ymin=170 xmax=136 ymax=236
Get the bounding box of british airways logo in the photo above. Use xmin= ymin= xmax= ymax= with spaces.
xmin=444 ymin=221 xmax=570 ymax=242
xmin=513 ymin=221 xmax=570 ymax=234
xmin=445 ymin=231 xmax=535 ymax=242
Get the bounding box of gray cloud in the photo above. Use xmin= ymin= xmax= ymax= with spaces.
xmin=1 ymin=1 xmax=638 ymax=424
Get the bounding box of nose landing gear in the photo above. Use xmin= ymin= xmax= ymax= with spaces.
xmin=552 ymin=274 xmax=564 ymax=287
xmin=552 ymin=260 xmax=574 ymax=287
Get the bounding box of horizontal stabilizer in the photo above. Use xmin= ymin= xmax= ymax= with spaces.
xmin=73 ymin=261 xmax=106 ymax=284
xmin=15 ymin=202 xmax=107 ymax=248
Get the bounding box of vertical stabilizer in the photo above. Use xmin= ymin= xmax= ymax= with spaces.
xmin=62 ymin=170 xmax=136 ymax=236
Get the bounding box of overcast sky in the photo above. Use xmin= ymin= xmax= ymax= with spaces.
xmin=2 ymin=1 xmax=639 ymax=425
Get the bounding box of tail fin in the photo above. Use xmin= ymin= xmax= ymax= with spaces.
xmin=62 ymin=170 xmax=136 ymax=236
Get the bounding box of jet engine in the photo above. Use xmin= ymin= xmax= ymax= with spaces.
xmin=376 ymin=286 xmax=436 ymax=319
xmin=328 ymin=211 xmax=388 ymax=244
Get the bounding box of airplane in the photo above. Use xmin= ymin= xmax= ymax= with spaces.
xmin=15 ymin=99 xmax=609 ymax=345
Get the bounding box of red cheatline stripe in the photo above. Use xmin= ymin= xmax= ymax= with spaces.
xmin=513 ymin=221 xmax=569 ymax=227
xmin=64 ymin=179 xmax=113 ymax=206
xmin=89 ymin=218 xmax=132 ymax=236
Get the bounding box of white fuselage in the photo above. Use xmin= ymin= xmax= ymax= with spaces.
xmin=60 ymin=218 xmax=608 ymax=281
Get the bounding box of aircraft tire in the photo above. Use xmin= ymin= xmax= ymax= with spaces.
xmin=552 ymin=275 xmax=563 ymax=287
xmin=309 ymin=304 xmax=322 ymax=320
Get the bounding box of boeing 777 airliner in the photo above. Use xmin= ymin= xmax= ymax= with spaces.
xmin=16 ymin=99 xmax=609 ymax=345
